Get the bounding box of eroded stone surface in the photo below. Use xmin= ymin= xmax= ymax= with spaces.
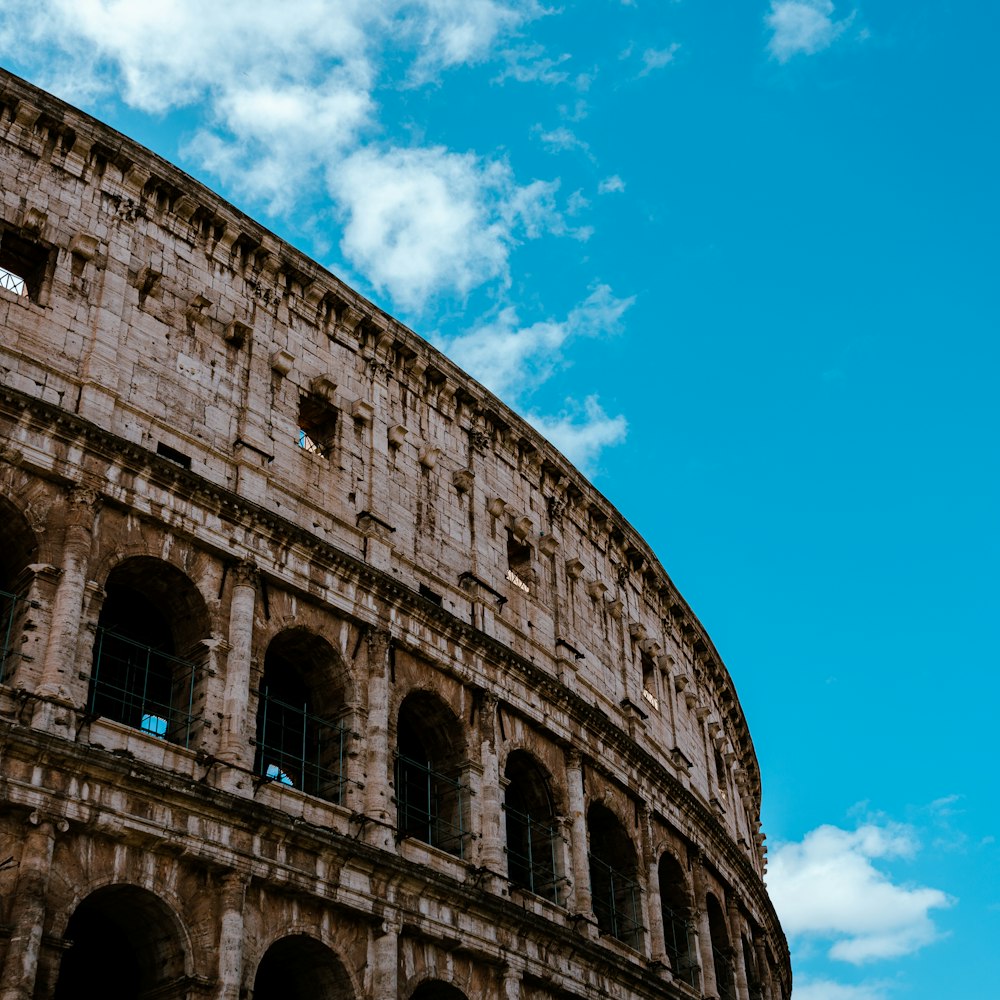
xmin=0 ymin=69 xmax=790 ymax=1000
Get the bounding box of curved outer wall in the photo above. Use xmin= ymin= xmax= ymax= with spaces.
xmin=0 ymin=70 xmax=790 ymax=1000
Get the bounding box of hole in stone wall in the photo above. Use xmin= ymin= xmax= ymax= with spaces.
xmin=0 ymin=229 xmax=50 ymax=301
xmin=298 ymin=394 xmax=338 ymax=457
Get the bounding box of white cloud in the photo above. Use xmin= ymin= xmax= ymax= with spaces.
xmin=794 ymin=979 xmax=893 ymax=1000
xmin=598 ymin=175 xmax=626 ymax=194
xmin=536 ymin=126 xmax=590 ymax=155
xmin=330 ymin=146 xmax=558 ymax=312
xmin=526 ymin=397 xmax=628 ymax=476
xmin=439 ymin=284 xmax=634 ymax=401
xmin=0 ymin=0 xmax=546 ymax=310
xmin=640 ymin=43 xmax=680 ymax=75
xmin=768 ymin=822 xmax=954 ymax=964
xmin=495 ymin=45 xmax=572 ymax=85
xmin=765 ymin=1 xmax=852 ymax=62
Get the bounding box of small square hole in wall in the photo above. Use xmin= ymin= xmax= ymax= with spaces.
xmin=298 ymin=394 xmax=338 ymax=458
xmin=506 ymin=531 xmax=533 ymax=594
xmin=0 ymin=230 xmax=50 ymax=301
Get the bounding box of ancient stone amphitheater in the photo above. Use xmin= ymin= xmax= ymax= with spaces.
xmin=0 ymin=69 xmax=790 ymax=1000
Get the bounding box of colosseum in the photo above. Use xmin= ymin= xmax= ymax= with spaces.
xmin=0 ymin=68 xmax=790 ymax=1000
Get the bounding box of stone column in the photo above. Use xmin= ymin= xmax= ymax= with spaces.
xmin=369 ymin=916 xmax=399 ymax=999
xmin=477 ymin=692 xmax=506 ymax=880
xmin=32 ymin=486 xmax=100 ymax=728
xmin=565 ymin=749 xmax=593 ymax=919
xmin=502 ymin=957 xmax=524 ymax=1000
xmin=219 ymin=561 xmax=258 ymax=775
xmin=362 ymin=628 xmax=395 ymax=851
xmin=642 ymin=809 xmax=667 ymax=967
xmin=0 ymin=813 xmax=63 ymax=1000
xmin=215 ymin=872 xmax=248 ymax=1000
xmin=692 ymin=855 xmax=719 ymax=1000
xmin=754 ymin=939 xmax=775 ymax=1000
xmin=729 ymin=900 xmax=750 ymax=1000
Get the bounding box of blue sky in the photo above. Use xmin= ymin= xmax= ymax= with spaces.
xmin=2 ymin=3 xmax=997 ymax=997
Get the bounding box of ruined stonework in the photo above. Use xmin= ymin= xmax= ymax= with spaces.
xmin=0 ymin=68 xmax=790 ymax=1000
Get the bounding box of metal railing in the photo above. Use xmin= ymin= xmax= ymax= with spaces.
xmin=589 ymin=853 xmax=644 ymax=950
xmin=395 ymin=752 xmax=467 ymax=858
xmin=255 ymin=689 xmax=347 ymax=804
xmin=713 ymin=945 xmax=738 ymax=1000
xmin=504 ymin=804 xmax=563 ymax=904
xmin=89 ymin=627 xmax=197 ymax=747
xmin=662 ymin=904 xmax=700 ymax=989
xmin=0 ymin=266 xmax=26 ymax=297
xmin=0 ymin=588 xmax=24 ymax=685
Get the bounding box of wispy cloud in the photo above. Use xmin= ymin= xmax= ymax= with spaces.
xmin=526 ymin=397 xmax=628 ymax=476
xmin=0 ymin=0 xmax=634 ymax=472
xmin=765 ymin=1 xmax=853 ymax=62
xmin=793 ymin=978 xmax=894 ymax=1000
xmin=640 ymin=43 xmax=680 ymax=75
xmin=598 ymin=175 xmax=626 ymax=194
xmin=438 ymin=284 xmax=634 ymax=401
xmin=768 ymin=821 xmax=954 ymax=964
xmin=0 ymin=0 xmax=547 ymax=311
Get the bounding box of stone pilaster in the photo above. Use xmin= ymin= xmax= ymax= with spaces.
xmin=215 ymin=871 xmax=249 ymax=1000
xmin=369 ymin=915 xmax=399 ymax=999
xmin=565 ymin=749 xmax=593 ymax=920
xmin=477 ymin=692 xmax=506 ymax=881
xmin=362 ymin=628 xmax=395 ymax=851
xmin=0 ymin=813 xmax=63 ymax=1000
xmin=692 ymin=854 xmax=719 ymax=1000
xmin=32 ymin=485 xmax=100 ymax=730
xmin=219 ymin=561 xmax=258 ymax=778
xmin=729 ymin=899 xmax=750 ymax=1000
xmin=642 ymin=809 xmax=667 ymax=967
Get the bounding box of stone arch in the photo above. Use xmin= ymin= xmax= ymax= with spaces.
xmin=0 ymin=494 xmax=38 ymax=683
xmin=52 ymin=883 xmax=191 ymax=1000
xmin=407 ymin=981 xmax=469 ymax=1000
xmin=255 ymin=626 xmax=352 ymax=802
xmin=251 ymin=933 xmax=357 ymax=1000
xmin=587 ymin=801 xmax=643 ymax=950
xmin=707 ymin=892 xmax=736 ymax=1000
xmin=88 ymin=555 xmax=211 ymax=746
xmin=657 ymin=850 xmax=699 ymax=988
xmin=503 ymin=748 xmax=562 ymax=902
xmin=395 ymin=689 xmax=469 ymax=857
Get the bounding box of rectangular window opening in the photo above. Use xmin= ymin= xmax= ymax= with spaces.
xmin=0 ymin=230 xmax=50 ymax=302
xmin=506 ymin=532 xmax=533 ymax=594
xmin=298 ymin=395 xmax=338 ymax=458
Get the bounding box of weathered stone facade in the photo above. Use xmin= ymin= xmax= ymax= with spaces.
xmin=0 ymin=68 xmax=790 ymax=1000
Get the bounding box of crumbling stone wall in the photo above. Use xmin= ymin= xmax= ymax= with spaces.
xmin=0 ymin=68 xmax=790 ymax=1000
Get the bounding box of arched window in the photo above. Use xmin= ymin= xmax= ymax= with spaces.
xmin=255 ymin=629 xmax=349 ymax=803
xmin=658 ymin=852 xmax=699 ymax=988
xmin=89 ymin=558 xmax=209 ymax=747
xmin=254 ymin=935 xmax=355 ymax=1000
xmin=54 ymin=885 xmax=187 ymax=1000
xmin=743 ymin=933 xmax=764 ymax=1000
xmin=0 ymin=498 xmax=37 ymax=684
xmin=504 ymin=750 xmax=561 ymax=903
xmin=707 ymin=893 xmax=737 ymax=1000
xmin=410 ymin=983 xmax=468 ymax=1000
xmin=395 ymin=692 xmax=467 ymax=858
xmin=588 ymin=803 xmax=643 ymax=950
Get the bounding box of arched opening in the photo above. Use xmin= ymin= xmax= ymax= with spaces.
xmin=255 ymin=629 xmax=350 ymax=803
xmin=409 ymin=982 xmax=468 ymax=1000
xmin=587 ymin=802 xmax=643 ymax=950
xmin=743 ymin=933 xmax=764 ymax=1000
xmin=395 ymin=691 xmax=467 ymax=858
xmin=253 ymin=935 xmax=354 ymax=1000
xmin=707 ymin=893 xmax=736 ymax=1000
xmin=90 ymin=557 xmax=209 ymax=747
xmin=0 ymin=497 xmax=37 ymax=684
xmin=53 ymin=885 xmax=187 ymax=1000
xmin=504 ymin=750 xmax=561 ymax=903
xmin=658 ymin=852 xmax=699 ymax=988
